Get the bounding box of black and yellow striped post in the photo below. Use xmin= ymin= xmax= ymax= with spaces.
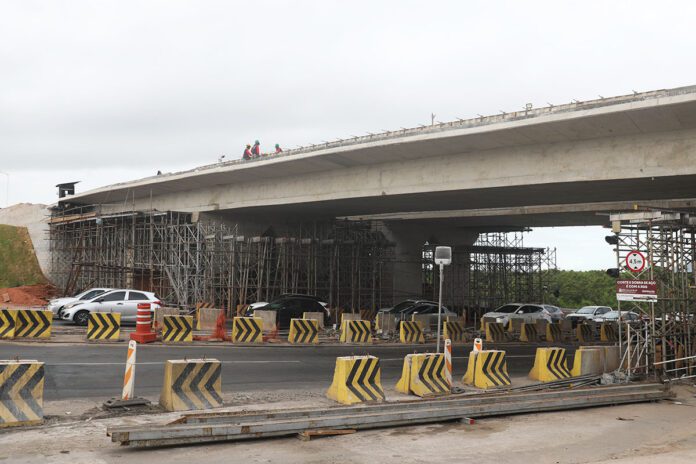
xmin=340 ymin=320 xmax=372 ymax=344
xmin=159 ymin=359 xmax=223 ymax=411
xmin=443 ymin=321 xmax=465 ymax=343
xmin=576 ymin=324 xmax=594 ymax=343
xmin=231 ymin=317 xmax=263 ymax=343
xmin=0 ymin=309 xmax=17 ymax=339
xmin=326 ymin=355 xmax=385 ymax=405
xmin=462 ymin=350 xmax=511 ymax=389
xmin=162 ymin=315 xmax=193 ymax=343
xmin=87 ymin=312 xmax=121 ymax=341
xmin=485 ymin=322 xmax=506 ymax=342
xmin=0 ymin=360 xmax=44 ymax=427
xmin=399 ymin=321 xmax=424 ymax=343
xmin=600 ymin=323 xmax=618 ymax=342
xmin=14 ymin=310 xmax=52 ymax=339
xmin=528 ymin=347 xmax=571 ymax=382
xmin=395 ymin=353 xmax=450 ymax=397
xmin=546 ymin=322 xmax=563 ymax=343
xmin=288 ymin=318 xmax=319 ymax=344
xmin=519 ymin=323 xmax=538 ymax=342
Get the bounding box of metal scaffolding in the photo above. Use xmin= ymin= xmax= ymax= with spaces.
xmin=609 ymin=210 xmax=696 ymax=380
xmin=49 ymin=206 xmax=395 ymax=312
xmin=423 ymin=232 xmax=557 ymax=320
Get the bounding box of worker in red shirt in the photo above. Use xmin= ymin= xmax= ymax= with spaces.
xmin=242 ymin=144 xmax=252 ymax=160
xmin=252 ymin=140 xmax=261 ymax=157
xmin=275 ymin=144 xmax=283 ymax=154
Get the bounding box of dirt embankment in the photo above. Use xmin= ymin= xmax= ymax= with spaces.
xmin=0 ymin=283 xmax=57 ymax=306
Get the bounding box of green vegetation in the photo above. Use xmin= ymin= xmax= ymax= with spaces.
xmin=0 ymin=224 xmax=46 ymax=288
xmin=543 ymin=269 xmax=617 ymax=309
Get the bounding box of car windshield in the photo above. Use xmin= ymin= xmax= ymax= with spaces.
xmin=494 ymin=304 xmax=520 ymax=314
xmin=80 ymin=289 xmax=107 ymax=300
xmin=577 ymin=307 xmax=597 ymax=314
xmin=393 ymin=301 xmax=416 ymax=311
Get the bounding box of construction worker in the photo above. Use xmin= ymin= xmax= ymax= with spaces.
xmin=242 ymin=144 xmax=252 ymax=160
xmin=252 ymin=140 xmax=261 ymax=157
xmin=275 ymin=143 xmax=283 ymax=154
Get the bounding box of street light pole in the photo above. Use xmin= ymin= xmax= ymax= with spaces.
xmin=437 ymin=262 xmax=444 ymax=353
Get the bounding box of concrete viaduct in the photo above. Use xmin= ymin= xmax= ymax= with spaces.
xmin=62 ymin=85 xmax=696 ymax=296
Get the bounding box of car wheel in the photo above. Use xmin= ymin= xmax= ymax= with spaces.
xmin=74 ymin=310 xmax=90 ymax=326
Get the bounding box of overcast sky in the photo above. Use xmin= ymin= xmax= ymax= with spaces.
xmin=1 ymin=1 xmax=694 ymax=270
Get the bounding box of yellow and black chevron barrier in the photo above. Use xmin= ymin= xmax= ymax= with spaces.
xmin=576 ymin=324 xmax=594 ymax=343
xmin=14 ymin=310 xmax=52 ymax=339
xmin=340 ymin=320 xmax=372 ymax=344
xmin=485 ymin=322 xmax=506 ymax=342
xmin=162 ymin=315 xmax=193 ymax=343
xmin=399 ymin=321 xmax=424 ymax=343
xmin=600 ymin=323 xmax=618 ymax=342
xmin=359 ymin=309 xmax=377 ymax=322
xmin=396 ymin=353 xmax=450 ymax=397
xmin=519 ymin=323 xmax=538 ymax=342
xmin=0 ymin=360 xmax=44 ymax=427
xmin=288 ymin=318 xmax=319 ymax=344
xmin=528 ymin=347 xmax=571 ymax=382
xmin=327 ymin=355 xmax=385 ymax=405
xmin=87 ymin=312 xmax=121 ymax=341
xmin=231 ymin=317 xmax=263 ymax=343
xmin=159 ymin=359 xmax=223 ymax=411
xmin=0 ymin=309 xmax=17 ymax=339
xmin=443 ymin=321 xmax=465 ymax=343
xmin=462 ymin=350 xmax=511 ymax=389
xmin=546 ymin=322 xmax=563 ymax=343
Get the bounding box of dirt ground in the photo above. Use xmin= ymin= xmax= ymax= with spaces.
xmin=1 ymin=384 xmax=695 ymax=464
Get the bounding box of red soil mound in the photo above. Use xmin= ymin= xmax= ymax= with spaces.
xmin=0 ymin=284 xmax=58 ymax=306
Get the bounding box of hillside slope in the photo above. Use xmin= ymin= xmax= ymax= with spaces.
xmin=0 ymin=224 xmax=47 ymax=288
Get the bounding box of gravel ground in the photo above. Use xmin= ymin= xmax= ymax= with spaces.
xmin=1 ymin=384 xmax=695 ymax=464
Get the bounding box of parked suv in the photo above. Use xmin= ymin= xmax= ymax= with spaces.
xmin=49 ymin=287 xmax=111 ymax=318
xmin=60 ymin=289 xmax=162 ymax=325
xmin=566 ymin=306 xmax=612 ymax=326
xmin=249 ymin=295 xmax=329 ymax=329
xmin=481 ymin=303 xmax=553 ymax=326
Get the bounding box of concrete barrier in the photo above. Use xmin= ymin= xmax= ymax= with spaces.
xmin=395 ymin=353 xmax=450 ymax=397
xmin=529 ymin=347 xmax=571 ymax=382
xmin=162 ymin=315 xmax=193 ymax=343
xmin=288 ymin=318 xmax=319 ymax=344
xmin=443 ymin=321 xmax=466 ymax=343
xmin=197 ymin=307 xmax=224 ymax=331
xmin=399 ymin=321 xmax=424 ymax=343
xmin=507 ymin=318 xmax=523 ymax=334
xmin=485 ymin=322 xmax=506 ymax=342
xmin=87 ymin=312 xmax=121 ymax=341
xmin=570 ymin=348 xmax=603 ymax=376
xmin=600 ymin=323 xmax=618 ymax=342
xmin=520 ymin=323 xmax=539 ymax=342
xmin=159 ymin=359 xmax=222 ymax=411
xmin=0 ymin=309 xmax=17 ymax=339
xmin=0 ymin=360 xmax=44 ymax=427
xmin=411 ymin=314 xmax=432 ymax=332
xmin=360 ymin=309 xmax=377 ymax=322
xmin=579 ymin=346 xmax=606 ymax=372
xmin=326 ymin=355 xmax=385 ymax=405
xmin=462 ymin=350 xmax=511 ymax=389
xmin=154 ymin=307 xmax=181 ymax=329
xmin=15 ymin=310 xmax=52 ymax=339
xmin=339 ymin=320 xmax=371 ymax=344
xmin=546 ymin=322 xmax=563 ymax=343
xmin=231 ymin=317 xmax=263 ymax=343
xmin=253 ymin=310 xmax=277 ymax=332
xmin=576 ymin=324 xmax=594 ymax=343
xmin=302 ymin=311 xmax=325 ymax=329
xmin=340 ymin=312 xmax=361 ymax=326
xmin=375 ymin=312 xmax=397 ymax=335
xmin=534 ymin=319 xmax=548 ymax=334
xmin=604 ymin=345 xmax=620 ymax=372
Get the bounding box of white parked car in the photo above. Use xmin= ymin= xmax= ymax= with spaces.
xmin=481 ymin=303 xmax=553 ymax=326
xmin=60 ymin=289 xmax=162 ymax=326
xmin=49 ymin=288 xmax=112 ymax=318
xmin=593 ymin=310 xmax=641 ymax=324
xmin=566 ymin=306 xmax=612 ymax=326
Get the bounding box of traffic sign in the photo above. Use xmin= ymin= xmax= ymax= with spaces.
xmin=616 ymin=280 xmax=657 ymax=302
xmin=625 ymin=250 xmax=646 ymax=272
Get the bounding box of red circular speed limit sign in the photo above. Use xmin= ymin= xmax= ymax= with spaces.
xmin=625 ymin=250 xmax=646 ymax=272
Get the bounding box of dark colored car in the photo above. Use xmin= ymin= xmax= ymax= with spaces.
xmin=249 ymin=296 xmax=328 ymax=329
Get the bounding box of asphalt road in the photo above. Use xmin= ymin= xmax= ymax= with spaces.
xmin=0 ymin=341 xmax=578 ymax=401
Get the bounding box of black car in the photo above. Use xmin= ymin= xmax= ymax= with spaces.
xmin=250 ymin=295 xmax=328 ymax=329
